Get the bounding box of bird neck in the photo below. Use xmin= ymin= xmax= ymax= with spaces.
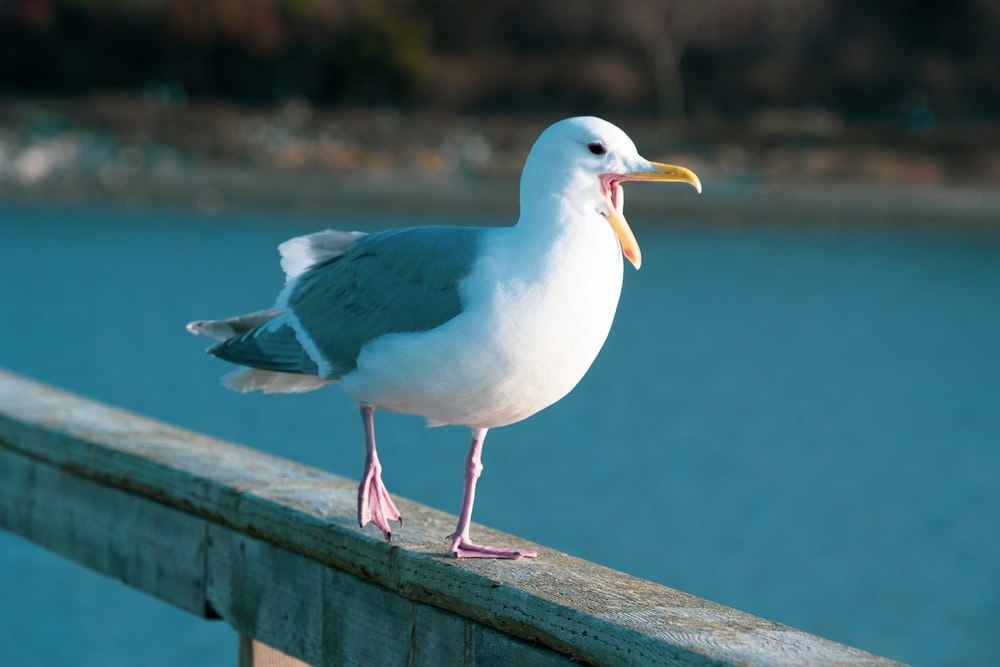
xmin=520 ymin=148 xmax=601 ymax=207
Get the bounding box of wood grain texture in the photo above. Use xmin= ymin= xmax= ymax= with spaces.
xmin=0 ymin=369 xmax=906 ymax=666
xmin=0 ymin=447 xmax=212 ymax=617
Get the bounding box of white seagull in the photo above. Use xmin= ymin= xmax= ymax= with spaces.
xmin=187 ymin=116 xmax=701 ymax=559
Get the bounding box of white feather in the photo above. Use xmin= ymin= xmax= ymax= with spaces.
xmin=222 ymin=367 xmax=335 ymax=394
xmin=278 ymin=230 xmax=367 ymax=281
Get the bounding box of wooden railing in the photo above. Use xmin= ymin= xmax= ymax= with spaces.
xmin=0 ymin=369 xmax=903 ymax=666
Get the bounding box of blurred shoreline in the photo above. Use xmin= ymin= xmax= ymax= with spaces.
xmin=2 ymin=94 xmax=998 ymax=226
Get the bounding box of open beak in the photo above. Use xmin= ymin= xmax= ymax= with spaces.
xmin=626 ymin=162 xmax=702 ymax=192
xmin=600 ymin=162 xmax=702 ymax=270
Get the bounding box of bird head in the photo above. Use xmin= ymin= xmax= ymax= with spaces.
xmin=520 ymin=116 xmax=701 ymax=270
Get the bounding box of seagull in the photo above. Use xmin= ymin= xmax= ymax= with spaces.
xmin=187 ymin=116 xmax=701 ymax=559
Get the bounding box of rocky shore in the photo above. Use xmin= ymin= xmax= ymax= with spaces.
xmin=2 ymin=94 xmax=998 ymax=225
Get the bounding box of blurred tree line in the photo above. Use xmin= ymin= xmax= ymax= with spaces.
xmin=1 ymin=0 xmax=997 ymax=124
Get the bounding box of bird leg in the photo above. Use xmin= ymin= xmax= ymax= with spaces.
xmin=448 ymin=428 xmax=537 ymax=559
xmin=358 ymin=405 xmax=401 ymax=540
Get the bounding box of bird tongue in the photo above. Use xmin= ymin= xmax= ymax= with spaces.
xmin=611 ymin=181 xmax=624 ymax=215
xmin=599 ymin=175 xmax=626 ymax=220
xmin=598 ymin=175 xmax=641 ymax=269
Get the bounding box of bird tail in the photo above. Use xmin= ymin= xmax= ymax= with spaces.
xmin=221 ymin=367 xmax=334 ymax=394
xmin=186 ymin=309 xmax=282 ymax=341
xmin=187 ymin=310 xmax=335 ymax=394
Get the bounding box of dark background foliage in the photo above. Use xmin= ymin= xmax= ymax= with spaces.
xmin=2 ymin=0 xmax=997 ymax=123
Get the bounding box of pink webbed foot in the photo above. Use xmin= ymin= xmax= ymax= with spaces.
xmin=448 ymin=534 xmax=537 ymax=560
xmin=358 ymin=460 xmax=402 ymax=540
xmin=446 ymin=427 xmax=537 ymax=559
xmin=358 ymin=405 xmax=401 ymax=541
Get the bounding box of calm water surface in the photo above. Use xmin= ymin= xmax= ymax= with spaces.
xmin=2 ymin=203 xmax=998 ymax=666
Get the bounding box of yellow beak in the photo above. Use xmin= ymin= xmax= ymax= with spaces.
xmin=601 ymin=194 xmax=644 ymax=270
xmin=601 ymin=162 xmax=702 ymax=270
xmin=627 ymin=162 xmax=702 ymax=192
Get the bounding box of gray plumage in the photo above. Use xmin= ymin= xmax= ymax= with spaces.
xmin=199 ymin=225 xmax=483 ymax=382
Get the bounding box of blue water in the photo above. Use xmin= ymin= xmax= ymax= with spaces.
xmin=2 ymin=202 xmax=999 ymax=666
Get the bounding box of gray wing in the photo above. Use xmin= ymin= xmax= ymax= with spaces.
xmin=209 ymin=225 xmax=484 ymax=379
xmin=187 ymin=309 xmax=281 ymax=341
xmin=208 ymin=314 xmax=320 ymax=375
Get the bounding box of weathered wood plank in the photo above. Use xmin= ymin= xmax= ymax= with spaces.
xmin=207 ymin=524 xmax=579 ymax=666
xmin=0 ymin=446 xmax=212 ymax=618
xmin=0 ymin=369 xmax=905 ymax=666
xmin=0 ymin=429 xmax=578 ymax=666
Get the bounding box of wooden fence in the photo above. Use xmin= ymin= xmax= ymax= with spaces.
xmin=0 ymin=369 xmax=904 ymax=666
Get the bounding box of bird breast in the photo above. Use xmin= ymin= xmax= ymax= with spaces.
xmin=340 ymin=214 xmax=625 ymax=429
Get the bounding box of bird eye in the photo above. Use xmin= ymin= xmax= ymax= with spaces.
xmin=587 ymin=142 xmax=607 ymax=156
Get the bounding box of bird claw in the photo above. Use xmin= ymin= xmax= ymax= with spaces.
xmin=358 ymin=465 xmax=402 ymax=541
xmin=447 ymin=535 xmax=537 ymax=560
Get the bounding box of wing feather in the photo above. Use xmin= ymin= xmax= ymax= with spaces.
xmin=208 ymin=313 xmax=320 ymax=375
xmin=189 ymin=225 xmax=483 ymax=390
xmin=286 ymin=226 xmax=483 ymax=378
